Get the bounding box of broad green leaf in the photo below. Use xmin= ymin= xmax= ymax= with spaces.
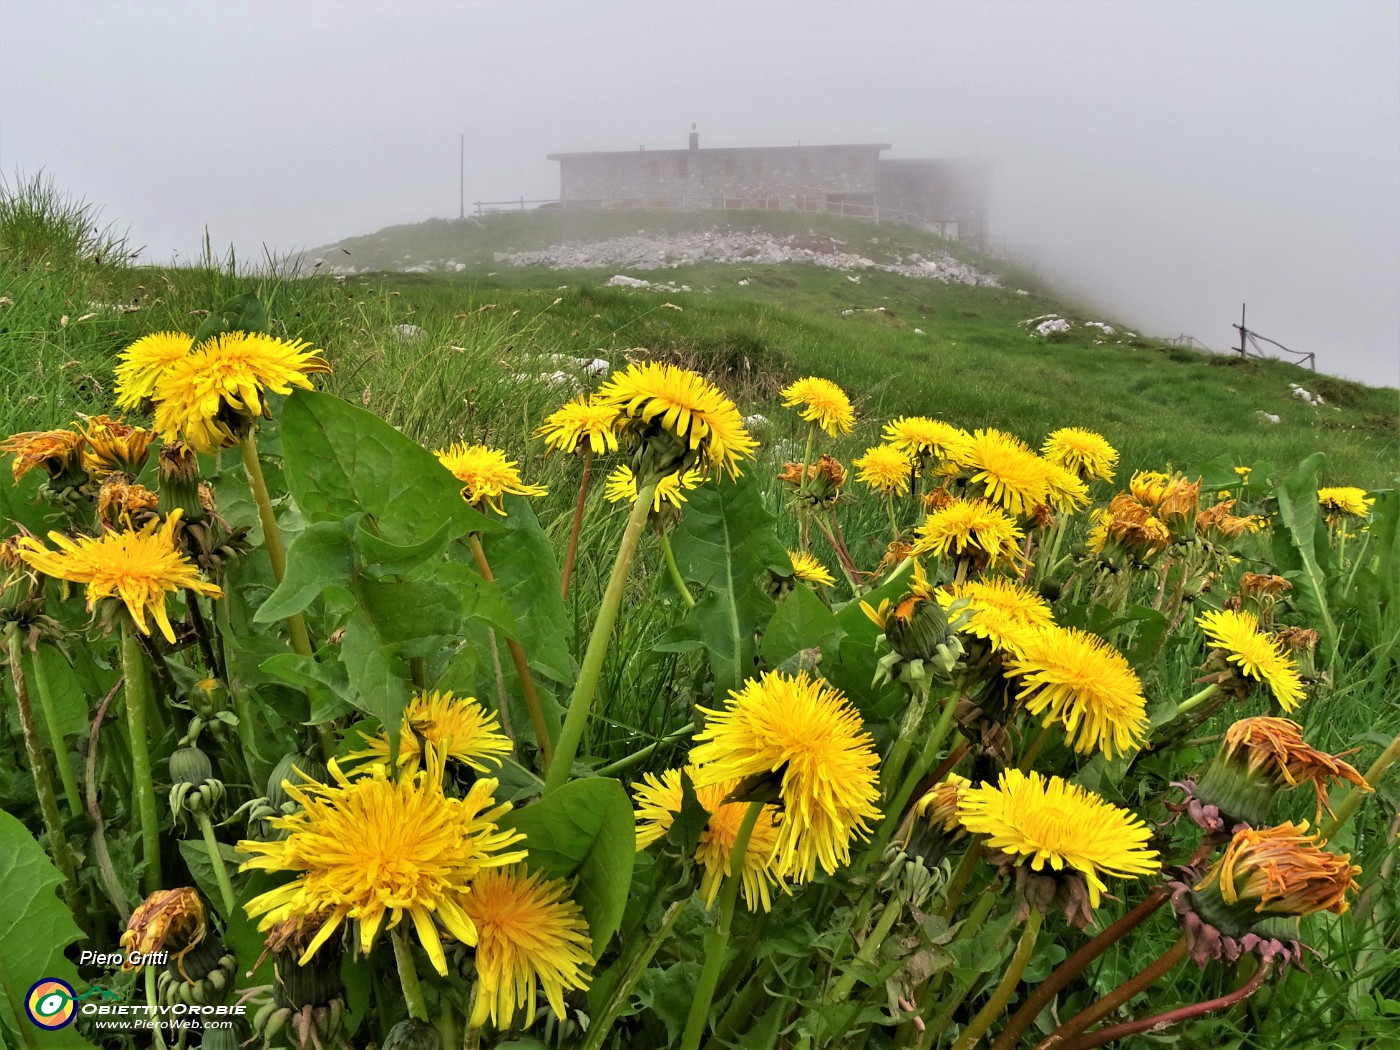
xmin=1270 ymin=453 xmax=1339 ymax=663
xmin=354 ymin=515 xmax=452 ymax=575
xmin=255 ymin=520 xmax=355 ymax=622
xmin=671 ymin=474 xmax=789 ymax=696
xmin=280 ymin=389 xmax=490 ymax=547
xmin=259 ymin=653 xmax=354 ymax=723
xmin=499 ymin=778 xmax=635 ymax=954
xmin=0 ymin=809 xmax=92 ymax=1049
xmin=761 ymin=583 xmax=846 ymax=668
xmin=176 ymin=839 xmax=243 ymax=920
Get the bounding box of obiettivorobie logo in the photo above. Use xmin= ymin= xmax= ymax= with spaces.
xmin=25 ymin=978 xmax=241 ymax=1034
xmin=24 ymin=980 xmax=119 ymax=1030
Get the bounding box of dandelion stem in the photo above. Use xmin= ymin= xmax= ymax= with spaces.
xmin=875 ymin=691 xmax=961 ymax=860
xmin=145 ymin=966 xmax=168 ymax=1050
xmin=87 ymin=680 xmax=132 ymax=924
xmin=940 ymin=842 xmax=984 ymax=921
xmin=680 ymin=799 xmax=765 ymax=1050
xmin=824 ymin=884 xmax=910 ymax=1024
xmin=392 ymin=925 xmax=429 ymax=1022
xmin=469 ymin=533 xmax=554 ymax=767
xmin=1055 ymin=957 xmax=1272 ymax=1050
xmin=593 ymin=722 xmax=695 ymax=779
xmin=1320 ymin=727 xmax=1400 ymax=843
xmin=196 ymin=811 xmax=237 ymax=917
xmin=560 ymin=449 xmax=593 ymax=599
xmin=240 ymin=434 xmax=313 ymax=658
xmin=991 ymin=889 xmax=1168 ymax=1050
xmin=544 ymin=481 xmax=656 ymax=794
xmin=582 ymin=898 xmax=686 ymax=1050
xmin=1175 ymin=681 xmax=1220 ymax=716
xmin=1035 ymin=934 xmax=1188 ymax=1050
xmin=27 ymin=646 xmax=83 ymax=817
xmin=6 ymin=631 xmax=80 ymax=900
xmin=122 ymin=619 xmax=163 ymax=894
xmin=950 ymin=906 xmax=1043 ymax=1050
xmin=660 ymin=528 xmax=696 ymax=608
xmin=910 ymin=889 xmax=1003 ymax=1050
xmin=1018 ymin=722 xmax=1053 ymax=771
xmin=887 ymin=495 xmax=902 ymax=543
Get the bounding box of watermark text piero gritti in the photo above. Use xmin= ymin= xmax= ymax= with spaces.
xmin=81 ymin=949 xmax=169 ymax=967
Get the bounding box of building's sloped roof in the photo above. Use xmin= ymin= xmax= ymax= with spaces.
xmin=548 ymin=143 xmax=892 ymax=160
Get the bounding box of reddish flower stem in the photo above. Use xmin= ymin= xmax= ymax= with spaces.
xmin=559 ymin=449 xmax=593 ymax=600
xmin=990 ymin=889 xmax=1168 ymax=1050
xmin=1054 ymin=959 xmax=1272 ymax=1050
xmin=1034 ymin=936 xmax=1188 ymax=1050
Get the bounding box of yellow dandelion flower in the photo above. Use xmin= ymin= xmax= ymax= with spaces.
xmin=911 ymin=497 xmax=1024 ymax=570
xmin=937 ymin=577 xmax=1053 ymax=656
xmin=690 ymin=670 xmax=882 ymax=883
xmin=956 ymin=769 xmax=1160 ymax=908
xmin=78 ymin=415 xmax=154 ymax=479
xmin=434 ymin=443 xmax=548 ymax=515
xmin=909 ymin=773 xmax=971 ymax=838
xmin=1199 ymin=821 xmax=1360 ymax=918
xmin=603 ymin=463 xmax=704 ymax=511
xmin=150 ymin=332 xmax=331 ymax=452
xmin=238 ymin=753 xmax=526 ymax=976
xmin=535 ymin=396 xmax=620 ymax=455
xmin=0 ymin=427 xmax=86 ymax=483
xmin=1004 ymin=626 xmax=1149 ymax=759
xmin=632 ymin=768 xmax=783 ymax=911
xmin=954 ymin=428 xmax=1051 ymax=517
xmin=348 ymin=690 xmax=513 ymax=775
xmin=780 ymin=376 xmax=855 ymax=436
xmin=1042 ymin=461 xmax=1091 ymax=514
xmin=464 ymin=865 xmax=594 ymax=1031
xmin=113 ymin=331 xmax=194 ymax=411
xmin=17 ymin=510 xmax=222 ymax=643
xmin=1197 ymin=608 xmax=1306 ymax=711
xmin=882 ymin=416 xmax=972 ymax=463
xmin=593 ymin=362 xmax=757 ymax=478
xmin=853 ymin=443 xmax=914 ymax=496
xmin=787 ymin=550 xmax=836 ymax=587
xmin=1041 ymin=428 xmax=1118 ymax=482
xmin=1317 ymin=486 xmax=1373 ymax=520
xmin=1128 ymin=470 xmax=1201 ymax=520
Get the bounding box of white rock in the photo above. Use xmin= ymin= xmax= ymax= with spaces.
xmin=743 ymin=413 xmax=769 ymax=427
xmin=737 ymin=278 xmax=750 ymax=286
xmin=583 ymin=358 xmax=609 ymax=377
xmin=1016 ymin=289 xmax=1029 ymax=295
xmin=394 ymin=324 xmax=426 ymax=343
xmin=841 ymin=309 xmax=855 ymax=316
xmin=606 ymin=274 xmax=651 ymax=288
xmin=1256 ymin=411 xmax=1281 ymax=424
xmin=1034 ymin=318 xmax=1072 ymax=337
xmin=846 ymin=274 xmax=861 ymax=283
xmin=913 ymin=328 xmax=925 ymax=335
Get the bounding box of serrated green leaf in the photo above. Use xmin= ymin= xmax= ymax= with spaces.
xmin=1271 ymin=453 xmax=1339 ymax=664
xmin=499 ymin=778 xmax=635 ymax=955
xmin=761 ymin=583 xmax=846 ymax=667
xmin=255 ymin=521 xmax=355 ymax=622
xmin=0 ymin=809 xmax=91 ymax=1049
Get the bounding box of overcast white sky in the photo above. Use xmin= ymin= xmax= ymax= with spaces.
xmin=2 ymin=0 xmax=1397 ymax=384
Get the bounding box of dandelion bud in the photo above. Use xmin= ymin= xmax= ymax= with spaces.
xmin=1276 ymin=625 xmax=1321 ymax=680
xmin=157 ymin=441 xmax=206 ymax=523
xmin=383 ymin=1019 xmax=443 ymax=1050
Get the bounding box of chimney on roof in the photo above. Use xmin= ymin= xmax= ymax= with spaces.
xmin=689 ymin=122 xmax=699 ymax=151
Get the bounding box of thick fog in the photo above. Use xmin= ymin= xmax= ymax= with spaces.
xmin=2 ymin=0 xmax=1397 ymax=385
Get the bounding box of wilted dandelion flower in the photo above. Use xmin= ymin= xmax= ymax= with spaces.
xmin=594 ymin=362 xmax=757 ymax=478
xmin=911 ymin=497 xmax=1024 ymax=570
xmin=435 ymin=443 xmax=548 ymax=514
xmin=1129 ymin=470 xmax=1201 ymax=523
xmin=853 ymin=443 xmax=914 ymax=496
xmin=349 ymin=690 xmax=513 ymax=775
xmin=151 ymin=332 xmax=331 ymax=452
xmin=632 ymin=768 xmax=783 ymax=910
xmin=1197 ymin=608 xmax=1306 ymax=711
xmin=882 ymin=416 xmax=972 ymax=463
xmin=239 ymin=753 xmax=526 ymax=976
xmin=1004 ymin=626 xmax=1149 ymax=759
xmin=787 ymin=550 xmax=836 ymax=587
xmin=113 ymin=331 xmax=194 ymax=410
xmin=954 ymin=429 xmax=1051 ymax=516
xmin=1198 ymin=821 xmax=1359 ymax=920
xmin=1317 ymin=486 xmax=1373 ymax=521
xmin=937 ymin=577 xmax=1053 ymax=656
xmin=0 ymin=427 xmax=85 ymax=482
xmin=780 ymin=376 xmax=855 ymax=436
xmin=1041 ymin=427 xmax=1118 ymax=482
xmin=17 ymin=510 xmax=222 ymax=642
xmin=535 ymin=395 xmax=620 ymax=455
xmin=603 ymin=463 xmax=704 ymax=511
xmin=464 ymin=866 xmax=594 ymax=1031
xmin=121 ymin=888 xmax=207 ymax=975
xmin=690 ymin=670 xmax=882 ymax=883
xmin=78 ymin=415 xmax=154 ymax=479
xmin=957 ymin=769 xmax=1160 ymax=909
xmin=1197 ymin=499 xmax=1263 ymax=541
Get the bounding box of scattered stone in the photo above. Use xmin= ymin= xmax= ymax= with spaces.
xmin=744 ymin=413 xmax=770 ymax=428
xmin=1256 ymin=411 xmax=1281 ymax=425
xmin=913 ymin=328 xmax=925 ymax=335
xmin=1084 ymin=321 xmax=1116 ymax=335
xmin=606 ymin=274 xmax=651 ymax=288
xmin=393 ymin=323 xmax=425 ymax=343
xmin=1289 ymin=383 xmax=1325 ymax=406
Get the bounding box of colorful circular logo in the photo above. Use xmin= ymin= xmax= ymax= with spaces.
xmin=25 ymin=979 xmax=76 ymax=1030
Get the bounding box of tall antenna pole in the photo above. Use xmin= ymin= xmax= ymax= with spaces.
xmin=459 ymin=134 xmax=465 ymax=220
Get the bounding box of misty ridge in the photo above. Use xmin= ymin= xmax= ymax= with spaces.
xmin=1 ymin=0 xmax=1396 ymax=386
